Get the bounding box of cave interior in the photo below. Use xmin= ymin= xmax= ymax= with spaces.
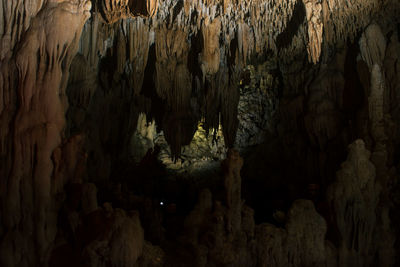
xmin=1 ymin=0 xmax=400 ymax=266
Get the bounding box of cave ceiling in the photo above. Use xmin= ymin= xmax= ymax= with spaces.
xmin=75 ymin=0 xmax=399 ymax=157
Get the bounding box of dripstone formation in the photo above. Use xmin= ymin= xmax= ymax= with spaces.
xmin=0 ymin=0 xmax=400 ymax=266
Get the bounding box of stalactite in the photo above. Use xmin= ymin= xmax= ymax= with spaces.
xmin=200 ymin=17 xmax=221 ymax=77
xmin=68 ymin=54 xmax=97 ymax=108
xmin=0 ymin=1 xmax=91 ymax=266
xmin=155 ymin=25 xmax=191 ymax=111
xmin=128 ymin=18 xmax=150 ymax=95
xmin=359 ymin=23 xmax=387 ymax=71
xmin=100 ymin=0 xmax=158 ymax=24
xmin=73 ymin=0 xmax=400 ymax=158
xmin=1 ymin=1 xmax=399 ymax=267
xmin=304 ymin=66 xmax=345 ymax=149
xmin=303 ymin=0 xmax=323 ymax=63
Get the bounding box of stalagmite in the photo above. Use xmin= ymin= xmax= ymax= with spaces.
xmin=360 ymin=23 xmax=397 ymax=266
xmin=369 ymin=64 xmax=385 ymax=142
xmin=327 ymin=140 xmax=379 ymax=267
xmin=222 ymin=148 xmax=243 ymax=233
xmin=83 ymin=208 xmax=145 ymax=267
xmin=256 ymin=200 xmax=328 ymax=267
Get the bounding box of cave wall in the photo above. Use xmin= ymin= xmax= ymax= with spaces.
xmin=0 ymin=1 xmax=91 ymax=265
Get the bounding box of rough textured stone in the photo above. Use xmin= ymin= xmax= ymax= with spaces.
xmin=1 ymin=1 xmax=400 ymax=267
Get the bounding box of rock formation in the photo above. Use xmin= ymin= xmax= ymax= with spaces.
xmin=303 ymin=0 xmax=323 ymax=64
xmin=222 ymin=148 xmax=243 ymax=233
xmin=1 ymin=1 xmax=91 ymax=265
xmin=0 ymin=0 xmax=400 ymax=266
xmin=327 ymin=140 xmax=379 ymax=266
xmin=100 ymin=0 xmax=158 ymax=23
xmin=256 ymin=199 xmax=329 ymax=267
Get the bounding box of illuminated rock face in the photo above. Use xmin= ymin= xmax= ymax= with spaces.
xmin=200 ymin=18 xmax=221 ymax=76
xmin=0 ymin=0 xmax=91 ymax=266
xmin=303 ymin=0 xmax=323 ymax=64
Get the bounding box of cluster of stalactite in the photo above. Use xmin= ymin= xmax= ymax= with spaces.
xmin=71 ymin=0 xmax=400 ymax=161
xmin=99 ymin=0 xmax=158 ymax=23
xmin=1 ymin=0 xmax=400 ymax=266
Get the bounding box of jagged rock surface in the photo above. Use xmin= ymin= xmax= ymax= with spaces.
xmin=1 ymin=0 xmax=400 ymax=267
xmin=235 ymin=63 xmax=279 ymax=151
xmin=0 ymin=1 xmax=91 ymax=266
xmin=100 ymin=0 xmax=158 ymax=24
